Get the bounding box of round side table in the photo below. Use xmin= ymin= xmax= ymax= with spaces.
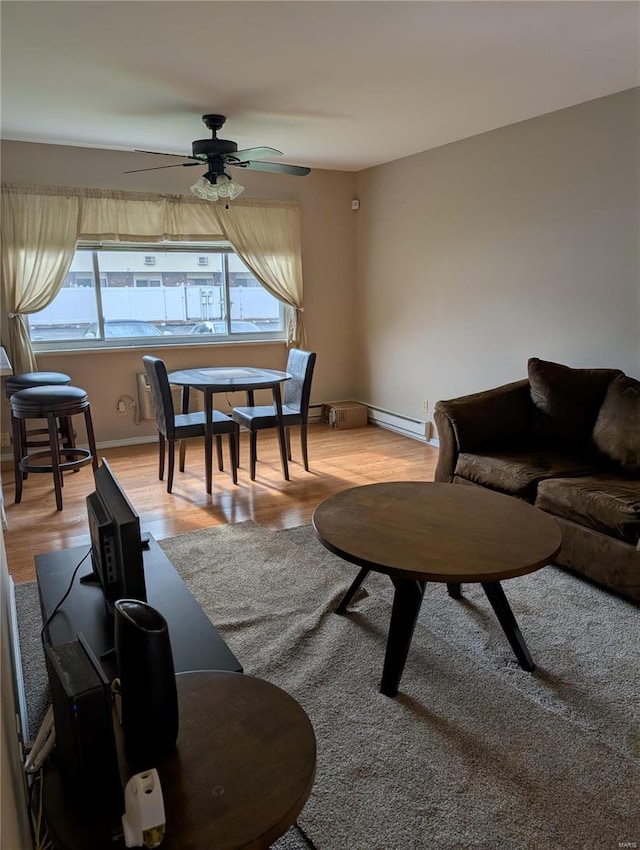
xmin=43 ymin=671 xmax=317 ymax=849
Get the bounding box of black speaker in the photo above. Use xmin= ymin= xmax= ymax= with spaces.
xmin=114 ymin=599 xmax=179 ymax=758
xmin=44 ymin=633 xmax=122 ymax=810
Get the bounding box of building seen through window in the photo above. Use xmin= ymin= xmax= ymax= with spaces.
xmin=29 ymin=245 xmax=285 ymax=347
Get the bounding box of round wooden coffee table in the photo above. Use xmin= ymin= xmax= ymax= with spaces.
xmin=312 ymin=482 xmax=562 ymax=696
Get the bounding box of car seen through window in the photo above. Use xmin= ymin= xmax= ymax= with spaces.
xmin=83 ymin=320 xmax=167 ymax=339
xmin=189 ymin=321 xmax=262 ymax=334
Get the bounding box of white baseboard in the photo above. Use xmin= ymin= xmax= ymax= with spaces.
xmin=310 ymin=401 xmax=440 ymax=445
xmin=8 ymin=576 xmax=29 ymax=744
xmin=0 ymin=405 xmax=439 ymax=459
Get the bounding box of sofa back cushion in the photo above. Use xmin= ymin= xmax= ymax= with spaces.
xmin=592 ymin=373 xmax=640 ymax=473
xmin=528 ymin=358 xmax=620 ymax=449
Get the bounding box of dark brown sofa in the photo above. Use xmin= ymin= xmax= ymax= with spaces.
xmin=434 ymin=358 xmax=640 ymax=603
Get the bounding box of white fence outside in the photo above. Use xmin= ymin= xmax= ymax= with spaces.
xmin=30 ymin=285 xmax=280 ymax=327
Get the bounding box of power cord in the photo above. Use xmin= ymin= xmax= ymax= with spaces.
xmin=40 ymin=548 xmax=90 ymax=647
xmin=224 ymin=391 xmax=235 ymax=413
xmin=28 ymin=768 xmax=54 ymax=850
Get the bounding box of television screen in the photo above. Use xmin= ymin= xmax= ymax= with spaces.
xmin=85 ymin=459 xmax=146 ymax=610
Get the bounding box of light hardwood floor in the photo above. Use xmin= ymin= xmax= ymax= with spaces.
xmin=2 ymin=424 xmax=438 ymax=584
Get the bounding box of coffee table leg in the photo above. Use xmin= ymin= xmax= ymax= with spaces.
xmin=335 ymin=568 xmax=369 ymax=615
xmin=481 ymin=582 xmax=535 ymax=672
xmin=447 ymin=583 xmax=462 ymax=599
xmin=381 ymin=579 xmax=426 ymax=697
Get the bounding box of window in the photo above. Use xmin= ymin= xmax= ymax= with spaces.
xmin=29 ymin=244 xmax=286 ymax=348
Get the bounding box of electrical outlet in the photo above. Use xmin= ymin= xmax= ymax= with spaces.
xmin=0 ymin=432 xmax=11 ymax=447
xmin=117 ymin=399 xmax=127 ymax=416
xmin=422 ymin=399 xmax=428 ymax=414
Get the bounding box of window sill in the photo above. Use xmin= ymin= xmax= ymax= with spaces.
xmin=33 ymin=338 xmax=287 ymax=355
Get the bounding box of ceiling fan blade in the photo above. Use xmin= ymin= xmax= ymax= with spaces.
xmin=230 ymin=146 xmax=283 ymax=161
xmin=124 ymin=162 xmax=201 ymax=174
xmin=134 ymin=149 xmax=196 ymax=159
xmin=234 ymin=160 xmax=311 ymax=177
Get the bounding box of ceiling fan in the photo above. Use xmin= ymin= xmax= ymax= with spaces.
xmin=125 ymin=114 xmax=310 ymax=200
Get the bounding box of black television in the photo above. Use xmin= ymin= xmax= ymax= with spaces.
xmin=85 ymin=459 xmax=147 ymax=610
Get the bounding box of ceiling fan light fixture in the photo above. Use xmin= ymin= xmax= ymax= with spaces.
xmin=215 ymin=173 xmax=245 ymax=200
xmin=190 ymin=175 xmax=217 ymax=200
xmin=190 ymin=172 xmax=244 ymax=202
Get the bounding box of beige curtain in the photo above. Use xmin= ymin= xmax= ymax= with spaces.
xmin=1 ymin=188 xmax=80 ymax=372
xmin=215 ymin=201 xmax=306 ymax=348
xmin=1 ymin=184 xmax=304 ymax=366
xmin=80 ymin=189 xmax=224 ymax=242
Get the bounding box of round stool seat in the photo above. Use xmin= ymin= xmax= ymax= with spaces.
xmin=5 ymin=371 xmax=71 ymax=398
xmin=10 ymin=385 xmax=89 ymax=416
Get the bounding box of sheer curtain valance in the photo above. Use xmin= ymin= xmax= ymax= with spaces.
xmin=1 ymin=184 xmax=305 ymax=370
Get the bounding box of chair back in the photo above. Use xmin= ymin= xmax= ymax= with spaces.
xmin=142 ymin=356 xmax=176 ymax=439
xmin=283 ymin=349 xmax=316 ymax=422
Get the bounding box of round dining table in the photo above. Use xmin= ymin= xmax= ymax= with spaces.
xmin=167 ymin=366 xmax=291 ymax=492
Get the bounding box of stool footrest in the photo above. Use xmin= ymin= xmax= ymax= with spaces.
xmin=19 ymin=448 xmax=94 ymax=475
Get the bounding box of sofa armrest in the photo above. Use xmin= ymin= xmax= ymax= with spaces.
xmin=434 ymin=379 xmax=532 ymax=483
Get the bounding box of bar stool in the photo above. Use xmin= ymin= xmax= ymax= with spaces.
xmin=10 ymin=385 xmax=98 ymax=511
xmin=5 ymin=372 xmax=74 ymax=478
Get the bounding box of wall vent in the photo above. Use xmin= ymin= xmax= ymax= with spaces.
xmin=197 ymin=256 xmax=208 ymax=265
xmin=136 ymin=373 xmax=204 ymax=421
xmin=143 ymin=256 xmax=156 ymax=265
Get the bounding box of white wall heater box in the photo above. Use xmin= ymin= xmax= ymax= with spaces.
xmin=136 ymin=373 xmax=204 ymax=421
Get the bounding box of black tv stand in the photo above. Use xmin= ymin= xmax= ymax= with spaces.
xmin=35 ymin=534 xmax=242 ymax=682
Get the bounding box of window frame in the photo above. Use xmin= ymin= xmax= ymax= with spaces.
xmin=30 ymin=242 xmax=287 ymax=352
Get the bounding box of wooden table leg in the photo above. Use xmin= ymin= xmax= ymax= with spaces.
xmin=447 ymin=583 xmax=462 ymax=599
xmin=335 ymin=567 xmax=370 ymax=614
xmin=179 ymin=387 xmax=190 ymax=472
xmin=236 ymin=390 xmax=256 ymax=467
xmin=204 ymin=389 xmax=213 ymax=494
xmin=272 ymin=384 xmax=289 ymax=481
xmin=380 ymin=579 xmax=426 ymax=697
xmin=481 ymin=581 xmax=534 ymax=671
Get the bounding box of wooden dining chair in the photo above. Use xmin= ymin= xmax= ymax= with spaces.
xmin=142 ymin=355 xmax=239 ymax=493
xmin=231 ymin=349 xmax=316 ymax=480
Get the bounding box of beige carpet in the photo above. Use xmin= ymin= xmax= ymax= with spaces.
xmin=159 ymin=521 xmax=640 ymax=850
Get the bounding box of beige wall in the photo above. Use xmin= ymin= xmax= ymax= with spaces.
xmin=0 ymin=141 xmax=357 ymax=443
xmin=2 ymin=90 xmax=638 ymax=445
xmin=354 ymin=89 xmax=640 ymax=435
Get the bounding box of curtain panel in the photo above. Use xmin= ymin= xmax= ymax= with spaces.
xmin=214 ymin=202 xmax=306 ymax=348
xmin=1 ymin=189 xmax=80 ymax=372
xmin=1 ymin=183 xmax=305 ymax=370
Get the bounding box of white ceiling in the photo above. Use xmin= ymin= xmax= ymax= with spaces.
xmin=1 ymin=1 xmax=638 ymax=173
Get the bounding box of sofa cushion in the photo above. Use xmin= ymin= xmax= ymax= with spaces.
xmin=455 ymin=451 xmax=600 ymax=501
xmin=536 ymin=475 xmax=640 ymax=545
xmin=528 ymin=358 xmax=620 ymax=449
xmin=591 ymin=373 xmax=640 ymax=473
